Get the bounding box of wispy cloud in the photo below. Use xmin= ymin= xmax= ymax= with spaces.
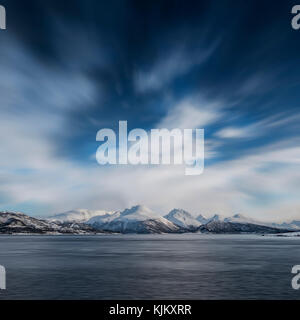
xmin=158 ymin=97 xmax=223 ymax=129
xmin=215 ymin=111 xmax=300 ymax=139
xmin=215 ymin=127 xmax=253 ymax=139
xmin=134 ymin=42 xmax=218 ymax=93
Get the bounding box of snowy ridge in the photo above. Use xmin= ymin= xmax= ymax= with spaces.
xmin=199 ymin=220 xmax=290 ymax=234
xmin=196 ymin=214 xmax=209 ymax=225
xmin=87 ymin=205 xmax=181 ymax=234
xmin=271 ymin=221 xmax=300 ymax=230
xmin=164 ymin=209 xmax=201 ymax=229
xmin=48 ymin=209 xmax=115 ymax=223
xmin=88 ymin=211 xmax=121 ymax=226
xmin=224 ymin=214 xmax=265 ymax=225
xmin=206 ymin=214 xmax=226 ymax=223
xmin=0 ymin=211 xmax=103 ymax=234
xmin=0 ymin=206 xmax=299 ymax=234
xmin=86 ymin=205 xmax=295 ymax=234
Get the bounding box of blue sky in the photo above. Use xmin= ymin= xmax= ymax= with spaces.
xmin=0 ymin=0 xmax=300 ymax=221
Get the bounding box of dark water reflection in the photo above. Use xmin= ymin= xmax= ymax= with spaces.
xmin=0 ymin=234 xmax=299 ymax=299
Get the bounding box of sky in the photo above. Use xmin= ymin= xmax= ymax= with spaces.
xmin=0 ymin=0 xmax=300 ymax=221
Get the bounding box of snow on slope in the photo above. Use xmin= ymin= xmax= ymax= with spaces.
xmin=48 ymin=209 xmax=114 ymax=223
xmin=271 ymin=221 xmax=300 ymax=230
xmin=164 ymin=209 xmax=201 ymax=229
xmin=87 ymin=207 xmax=297 ymax=234
xmin=0 ymin=208 xmax=296 ymax=235
xmin=88 ymin=205 xmax=181 ymax=234
xmin=224 ymin=214 xmax=265 ymax=225
xmin=196 ymin=214 xmax=209 ymax=225
xmin=206 ymin=214 xmax=226 ymax=223
xmin=0 ymin=211 xmax=101 ymax=234
xmin=118 ymin=205 xmax=162 ymax=221
xmin=225 ymin=215 xmax=300 ymax=230
xmin=87 ymin=211 xmax=121 ymax=226
xmin=0 ymin=211 xmax=57 ymax=230
xmin=199 ymin=220 xmax=290 ymax=234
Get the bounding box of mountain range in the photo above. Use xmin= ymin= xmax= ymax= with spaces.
xmin=0 ymin=211 xmax=103 ymax=234
xmin=48 ymin=209 xmax=114 ymax=223
xmin=0 ymin=205 xmax=298 ymax=235
xmin=87 ymin=206 xmax=181 ymax=234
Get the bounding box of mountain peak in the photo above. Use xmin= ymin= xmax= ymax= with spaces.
xmin=165 ymin=209 xmax=200 ymax=229
xmin=209 ymin=214 xmax=225 ymax=222
xmin=132 ymin=204 xmax=151 ymax=212
xmin=120 ymin=205 xmax=158 ymax=220
xmin=88 ymin=205 xmax=180 ymax=233
xmin=168 ymin=208 xmax=193 ymax=218
xmin=196 ymin=214 xmax=208 ymax=224
xmin=232 ymin=214 xmax=246 ymax=219
xmin=48 ymin=209 xmax=114 ymax=223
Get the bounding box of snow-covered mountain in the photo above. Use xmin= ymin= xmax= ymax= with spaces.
xmin=0 ymin=211 xmax=57 ymax=233
xmin=88 ymin=205 xmax=181 ymax=234
xmin=224 ymin=215 xmax=300 ymax=231
xmin=0 ymin=211 xmax=102 ymax=234
xmin=196 ymin=214 xmax=209 ymax=225
xmin=48 ymin=209 xmax=114 ymax=223
xmin=271 ymin=220 xmax=300 ymax=230
xmin=200 ymin=213 xmax=263 ymax=225
xmin=118 ymin=205 xmax=159 ymax=221
xmin=1 ymin=206 xmax=298 ymax=235
xmin=87 ymin=211 xmax=121 ymax=227
xmin=224 ymin=214 xmax=265 ymax=225
xmin=199 ymin=220 xmax=291 ymax=234
xmin=164 ymin=209 xmax=201 ymax=229
xmin=206 ymin=214 xmax=226 ymax=223
xmin=53 ymin=207 xmax=299 ymax=234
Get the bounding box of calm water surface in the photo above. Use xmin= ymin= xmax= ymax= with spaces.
xmin=0 ymin=234 xmax=299 ymax=299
